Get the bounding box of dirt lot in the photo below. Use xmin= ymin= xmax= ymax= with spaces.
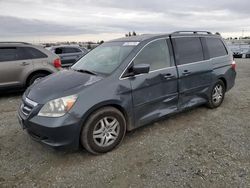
xmin=0 ymin=59 xmax=249 ymax=188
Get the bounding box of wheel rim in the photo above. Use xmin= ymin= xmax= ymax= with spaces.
xmin=212 ymin=84 xmax=223 ymax=105
xmin=93 ymin=117 xmax=120 ymax=147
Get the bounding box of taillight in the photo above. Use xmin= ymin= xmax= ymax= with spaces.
xmin=231 ymin=60 xmax=236 ymax=70
xmin=53 ymin=58 xmax=61 ymax=68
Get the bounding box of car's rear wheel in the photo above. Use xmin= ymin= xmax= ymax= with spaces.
xmin=28 ymin=73 xmax=48 ymax=86
xmin=81 ymin=107 xmax=126 ymax=154
xmin=207 ymin=80 xmax=225 ymax=108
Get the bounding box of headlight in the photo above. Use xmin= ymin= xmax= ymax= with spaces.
xmin=38 ymin=95 xmax=78 ymax=117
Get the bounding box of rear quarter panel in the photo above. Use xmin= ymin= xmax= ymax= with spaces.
xmin=211 ymin=54 xmax=236 ymax=91
xmin=32 ymin=46 xmax=60 ymax=73
xmin=21 ymin=46 xmax=60 ymax=86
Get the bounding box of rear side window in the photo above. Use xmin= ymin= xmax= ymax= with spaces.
xmin=133 ymin=39 xmax=171 ymax=71
xmin=0 ymin=47 xmax=18 ymax=62
xmin=205 ymin=38 xmax=228 ymax=58
xmin=63 ymin=47 xmax=81 ymax=53
xmin=173 ymin=37 xmax=204 ymax=65
xmin=0 ymin=47 xmax=47 ymax=62
xmin=18 ymin=47 xmax=47 ymax=60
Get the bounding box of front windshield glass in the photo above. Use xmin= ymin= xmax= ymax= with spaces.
xmin=72 ymin=42 xmax=137 ymax=75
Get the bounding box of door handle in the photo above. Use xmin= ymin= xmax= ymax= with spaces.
xmin=163 ymin=73 xmax=175 ymax=80
xmin=21 ymin=62 xmax=30 ymax=66
xmin=182 ymin=70 xmax=192 ymax=75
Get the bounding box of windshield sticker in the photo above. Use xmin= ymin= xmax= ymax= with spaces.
xmin=123 ymin=42 xmax=140 ymax=46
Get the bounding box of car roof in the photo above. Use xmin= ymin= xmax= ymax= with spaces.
xmin=0 ymin=42 xmax=33 ymax=47
xmin=50 ymin=45 xmax=81 ymax=48
xmin=110 ymin=34 xmax=170 ymax=42
xmin=109 ymin=32 xmax=220 ymax=43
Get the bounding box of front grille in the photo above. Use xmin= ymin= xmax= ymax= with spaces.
xmin=21 ymin=103 xmax=33 ymax=116
xmin=20 ymin=97 xmax=38 ymax=116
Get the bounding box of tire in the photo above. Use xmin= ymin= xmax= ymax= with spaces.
xmin=28 ymin=73 xmax=48 ymax=86
xmin=207 ymin=80 xmax=225 ymax=109
xmin=81 ymin=107 xmax=126 ymax=155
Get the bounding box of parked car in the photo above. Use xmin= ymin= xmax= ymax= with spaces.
xmin=233 ymin=50 xmax=243 ymax=58
xmin=18 ymin=31 xmax=236 ymax=154
xmin=47 ymin=45 xmax=88 ymax=67
xmin=0 ymin=42 xmax=61 ymax=91
xmin=242 ymin=49 xmax=250 ymax=58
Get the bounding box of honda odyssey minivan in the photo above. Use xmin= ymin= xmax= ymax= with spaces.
xmin=18 ymin=31 xmax=236 ymax=154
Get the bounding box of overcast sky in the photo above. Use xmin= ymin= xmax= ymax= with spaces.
xmin=0 ymin=0 xmax=250 ymax=42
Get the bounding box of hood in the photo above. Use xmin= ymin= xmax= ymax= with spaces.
xmin=25 ymin=70 xmax=103 ymax=103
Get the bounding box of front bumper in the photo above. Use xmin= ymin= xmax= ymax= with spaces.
xmin=18 ymin=100 xmax=82 ymax=150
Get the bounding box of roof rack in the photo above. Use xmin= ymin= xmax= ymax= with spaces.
xmin=0 ymin=42 xmax=31 ymax=44
xmin=172 ymin=31 xmax=212 ymax=35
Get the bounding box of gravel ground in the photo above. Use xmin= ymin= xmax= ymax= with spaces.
xmin=0 ymin=59 xmax=250 ymax=188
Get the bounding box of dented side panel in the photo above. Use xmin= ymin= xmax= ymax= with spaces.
xmin=130 ymin=67 xmax=178 ymax=128
xmin=177 ymin=60 xmax=213 ymax=109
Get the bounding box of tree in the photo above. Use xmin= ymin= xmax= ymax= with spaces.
xmin=125 ymin=31 xmax=137 ymax=37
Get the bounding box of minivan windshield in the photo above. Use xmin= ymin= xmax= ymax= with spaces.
xmin=72 ymin=42 xmax=136 ymax=75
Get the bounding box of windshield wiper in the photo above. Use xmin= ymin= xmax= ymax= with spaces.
xmin=72 ymin=69 xmax=97 ymax=76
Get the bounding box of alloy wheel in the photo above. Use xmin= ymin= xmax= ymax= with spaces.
xmin=212 ymin=84 xmax=223 ymax=105
xmin=93 ymin=117 xmax=120 ymax=147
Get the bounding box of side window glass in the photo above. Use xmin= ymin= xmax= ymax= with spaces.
xmin=205 ymin=38 xmax=228 ymax=58
xmin=0 ymin=47 xmax=17 ymax=62
xmin=174 ymin=37 xmax=204 ymax=65
xmin=74 ymin=48 xmax=81 ymax=53
xmin=55 ymin=48 xmax=63 ymax=54
xmin=17 ymin=47 xmax=47 ymax=60
xmin=63 ymin=47 xmax=79 ymax=53
xmin=133 ymin=39 xmax=171 ymax=71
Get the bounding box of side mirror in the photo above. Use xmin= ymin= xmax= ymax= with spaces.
xmin=132 ymin=64 xmax=150 ymax=75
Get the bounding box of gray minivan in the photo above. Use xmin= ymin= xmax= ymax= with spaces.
xmin=18 ymin=31 xmax=236 ymax=154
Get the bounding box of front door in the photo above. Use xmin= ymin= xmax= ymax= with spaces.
xmin=127 ymin=39 xmax=179 ymax=127
xmin=0 ymin=47 xmax=33 ymax=88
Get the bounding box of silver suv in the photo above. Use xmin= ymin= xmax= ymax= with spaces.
xmin=0 ymin=42 xmax=61 ymax=90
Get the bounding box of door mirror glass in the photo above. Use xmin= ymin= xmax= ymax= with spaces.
xmin=133 ymin=64 xmax=150 ymax=75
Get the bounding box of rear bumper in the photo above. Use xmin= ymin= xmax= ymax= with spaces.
xmin=18 ymin=109 xmax=82 ymax=150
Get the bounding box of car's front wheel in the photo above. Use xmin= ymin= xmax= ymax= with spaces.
xmin=81 ymin=107 xmax=126 ymax=154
